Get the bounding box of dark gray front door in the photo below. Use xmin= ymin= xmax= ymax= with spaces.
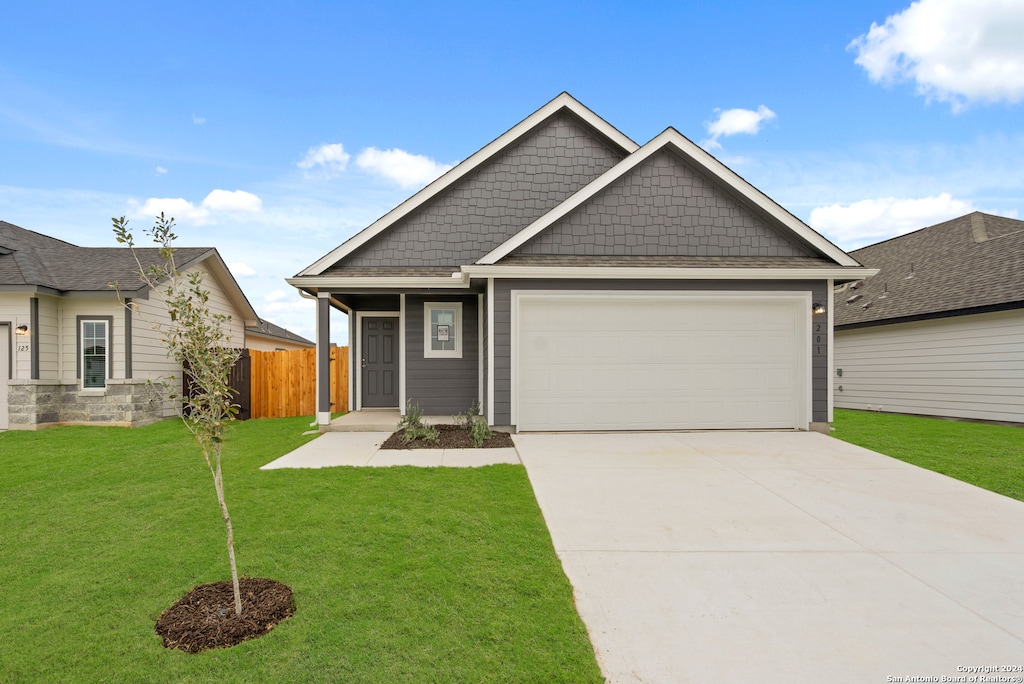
xmin=361 ymin=317 xmax=398 ymax=408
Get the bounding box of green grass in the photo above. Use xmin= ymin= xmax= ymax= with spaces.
xmin=0 ymin=418 xmax=601 ymax=683
xmin=832 ymin=408 xmax=1024 ymax=503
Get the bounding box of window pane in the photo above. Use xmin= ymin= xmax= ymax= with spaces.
xmin=82 ymin=321 xmax=107 ymax=388
xmin=431 ymin=309 xmax=456 ymax=351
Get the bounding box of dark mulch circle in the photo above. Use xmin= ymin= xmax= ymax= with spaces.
xmin=380 ymin=423 xmax=514 ymax=450
xmin=155 ymin=577 xmax=295 ymax=653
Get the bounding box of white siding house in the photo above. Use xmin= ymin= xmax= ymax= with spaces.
xmin=0 ymin=221 xmax=258 ymax=429
xmin=834 ymin=212 xmax=1024 ymax=424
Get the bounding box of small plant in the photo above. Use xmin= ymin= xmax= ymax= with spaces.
xmin=398 ymin=399 xmax=440 ymax=445
xmin=452 ymin=399 xmax=482 ymax=430
xmin=470 ymin=417 xmax=492 ymax=448
xmin=454 ymin=400 xmax=491 ymax=447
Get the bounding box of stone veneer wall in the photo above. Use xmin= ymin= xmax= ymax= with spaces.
xmin=6 ymin=379 xmax=172 ymax=429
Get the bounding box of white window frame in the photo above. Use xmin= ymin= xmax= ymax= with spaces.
xmin=80 ymin=318 xmax=110 ymax=390
xmin=423 ymin=302 xmax=462 ymax=359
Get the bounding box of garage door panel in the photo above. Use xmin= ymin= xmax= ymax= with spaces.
xmin=516 ymin=294 xmax=807 ymax=431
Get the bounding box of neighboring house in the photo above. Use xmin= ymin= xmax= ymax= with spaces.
xmin=0 ymin=221 xmax=258 ymax=430
xmin=834 ymin=211 xmax=1024 ymax=424
xmin=288 ymin=93 xmax=873 ymax=432
xmin=245 ymin=319 xmax=315 ymax=351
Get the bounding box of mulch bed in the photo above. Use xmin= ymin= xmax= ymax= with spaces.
xmin=155 ymin=577 xmax=295 ymax=653
xmin=380 ymin=423 xmax=514 ymax=449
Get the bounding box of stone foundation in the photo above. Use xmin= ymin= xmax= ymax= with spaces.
xmin=6 ymin=380 xmax=175 ymax=429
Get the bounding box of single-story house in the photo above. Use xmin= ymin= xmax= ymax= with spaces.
xmin=288 ymin=93 xmax=874 ymax=432
xmin=245 ymin=319 xmax=315 ymax=351
xmin=834 ymin=211 xmax=1024 ymax=424
xmin=0 ymin=220 xmax=258 ymax=429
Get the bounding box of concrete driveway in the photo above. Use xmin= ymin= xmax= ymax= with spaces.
xmin=515 ymin=431 xmax=1024 ymax=683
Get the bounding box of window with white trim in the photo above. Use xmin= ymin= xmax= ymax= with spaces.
xmin=81 ymin=319 xmax=109 ymax=389
xmin=424 ymin=302 xmax=462 ymax=358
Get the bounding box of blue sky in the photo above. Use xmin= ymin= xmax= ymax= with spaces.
xmin=2 ymin=0 xmax=1023 ymax=341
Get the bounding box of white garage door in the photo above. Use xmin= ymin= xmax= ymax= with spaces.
xmin=514 ymin=293 xmax=809 ymax=431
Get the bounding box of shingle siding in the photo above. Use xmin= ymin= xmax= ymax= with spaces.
xmin=513 ymin=150 xmax=814 ymax=259
xmin=334 ymin=113 xmax=626 ymax=271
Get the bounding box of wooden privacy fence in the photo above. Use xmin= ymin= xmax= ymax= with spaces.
xmin=248 ymin=346 xmax=349 ymax=419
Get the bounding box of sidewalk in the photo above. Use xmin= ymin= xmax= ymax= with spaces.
xmin=260 ymin=431 xmax=520 ymax=469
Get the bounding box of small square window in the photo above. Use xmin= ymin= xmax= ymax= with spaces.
xmin=424 ymin=302 xmax=462 ymax=358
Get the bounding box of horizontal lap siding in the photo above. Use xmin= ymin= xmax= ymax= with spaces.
xmin=493 ymin=279 xmax=828 ymax=427
xmin=405 ymin=294 xmax=479 ymax=415
xmin=834 ymin=309 xmax=1024 ymax=423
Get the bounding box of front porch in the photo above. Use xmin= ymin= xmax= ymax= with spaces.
xmin=324 ymin=409 xmax=450 ymax=433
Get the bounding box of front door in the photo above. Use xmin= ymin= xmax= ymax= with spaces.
xmin=361 ymin=317 xmax=398 ymax=408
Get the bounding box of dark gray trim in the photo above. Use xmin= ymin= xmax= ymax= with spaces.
xmin=0 ymin=322 xmax=11 ymax=379
xmin=835 ymin=300 xmax=1024 ymax=331
xmin=75 ymin=315 xmax=114 ymax=385
xmin=124 ymin=299 xmax=133 ymax=380
xmin=30 ymin=297 xmax=39 ymax=380
xmin=317 ymin=296 xmax=331 ymax=414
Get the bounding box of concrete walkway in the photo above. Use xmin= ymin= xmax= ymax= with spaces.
xmin=260 ymin=431 xmax=519 ymax=469
xmin=515 ymin=431 xmax=1024 ymax=683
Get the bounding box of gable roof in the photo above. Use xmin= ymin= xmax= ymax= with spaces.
xmin=833 ymin=212 xmax=1024 ymax=329
xmin=297 ymin=93 xmax=638 ymax=276
xmin=290 ymin=94 xmax=873 ymax=291
xmin=246 ymin=318 xmax=314 ymax=346
xmin=0 ymin=220 xmax=259 ymax=326
xmin=479 ymin=128 xmax=859 ymax=267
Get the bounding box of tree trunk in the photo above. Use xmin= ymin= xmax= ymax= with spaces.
xmin=213 ymin=444 xmax=243 ymax=615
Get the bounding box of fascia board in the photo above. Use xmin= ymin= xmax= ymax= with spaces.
xmin=479 ymin=128 xmax=861 ymax=268
xmin=461 ymin=265 xmax=879 ymax=281
xmin=297 ymin=93 xmax=639 ymax=277
xmin=285 ymin=275 xmax=473 ymax=289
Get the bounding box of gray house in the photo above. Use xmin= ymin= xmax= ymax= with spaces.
xmin=834 ymin=212 xmax=1024 ymax=423
xmin=289 ymin=93 xmax=873 ymax=432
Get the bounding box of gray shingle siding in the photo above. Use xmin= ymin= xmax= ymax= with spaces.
xmin=512 ymin=150 xmax=814 ymax=259
xmin=333 ymin=113 xmax=627 ymax=271
xmin=491 ymin=279 xmax=828 ymax=426
xmin=404 ymin=294 xmax=479 ymax=415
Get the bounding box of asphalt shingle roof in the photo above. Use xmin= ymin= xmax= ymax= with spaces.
xmin=246 ymin=319 xmax=314 ymax=346
xmin=833 ymin=212 xmax=1024 ymax=328
xmin=0 ymin=221 xmax=212 ymax=293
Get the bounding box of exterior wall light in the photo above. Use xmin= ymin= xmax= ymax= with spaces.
xmin=16 ymin=324 xmax=29 ymax=335
xmin=812 ymin=303 xmax=826 ymax=315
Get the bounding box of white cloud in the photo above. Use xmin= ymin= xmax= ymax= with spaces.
xmin=264 ymin=289 xmax=290 ymax=302
xmin=298 ymin=143 xmax=351 ymax=177
xmin=227 ymin=261 xmax=256 ymax=277
xmin=702 ymin=106 xmax=776 ymax=149
xmin=355 ymin=147 xmax=453 ymax=189
xmin=155 ymin=166 xmax=167 ymax=175
xmin=135 ymin=189 xmax=262 ymax=225
xmin=201 ymin=189 xmax=262 ymax=213
xmin=809 ymin=193 xmax=977 ymax=248
xmin=137 ymin=197 xmax=210 ymax=224
xmin=849 ymin=0 xmax=1024 ymax=110
xmin=192 ymin=114 xmax=206 ymax=125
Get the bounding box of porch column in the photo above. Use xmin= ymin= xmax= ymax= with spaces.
xmin=316 ymin=292 xmax=331 ymax=427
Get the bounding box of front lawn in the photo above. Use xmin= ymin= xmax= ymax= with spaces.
xmin=832 ymin=408 xmax=1024 ymax=503
xmin=0 ymin=418 xmax=602 ymax=683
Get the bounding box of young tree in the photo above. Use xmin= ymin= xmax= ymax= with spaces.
xmin=112 ymin=213 xmax=244 ymax=615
